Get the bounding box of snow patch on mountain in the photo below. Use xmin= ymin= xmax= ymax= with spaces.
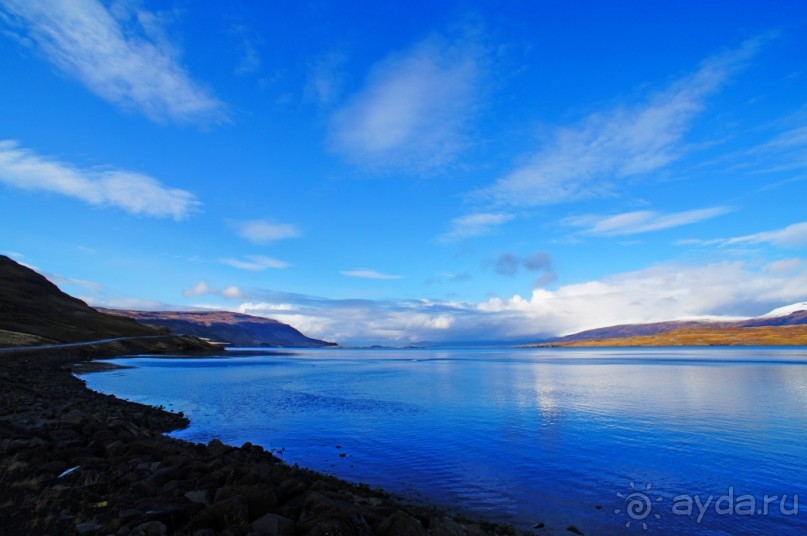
xmin=760 ymin=302 xmax=807 ymax=318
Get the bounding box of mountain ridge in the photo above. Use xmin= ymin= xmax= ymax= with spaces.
xmin=533 ymin=304 xmax=807 ymax=347
xmin=99 ymin=309 xmax=337 ymax=348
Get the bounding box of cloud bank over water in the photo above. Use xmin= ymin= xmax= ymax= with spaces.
xmin=182 ymin=259 xmax=807 ymax=345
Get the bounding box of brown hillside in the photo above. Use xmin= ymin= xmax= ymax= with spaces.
xmin=100 ymin=309 xmax=336 ymax=348
xmin=545 ymin=325 xmax=807 ymax=347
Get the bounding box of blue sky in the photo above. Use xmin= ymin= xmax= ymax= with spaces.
xmin=1 ymin=0 xmax=806 ymax=344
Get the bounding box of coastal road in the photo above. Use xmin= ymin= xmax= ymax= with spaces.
xmin=0 ymin=334 xmax=184 ymax=353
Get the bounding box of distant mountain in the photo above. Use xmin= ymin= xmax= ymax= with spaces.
xmin=539 ymin=325 xmax=807 ymax=347
xmin=100 ymin=309 xmax=337 ymax=348
xmin=0 ymin=255 xmax=204 ymax=347
xmin=548 ymin=320 xmax=733 ymax=344
xmin=534 ymin=304 xmax=807 ymax=347
xmin=738 ymin=309 xmax=807 ymax=327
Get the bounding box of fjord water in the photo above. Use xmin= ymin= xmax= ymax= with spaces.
xmin=83 ymin=348 xmax=807 ymax=534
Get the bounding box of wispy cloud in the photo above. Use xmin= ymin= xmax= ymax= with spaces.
xmin=567 ymin=206 xmax=731 ymax=236
xmin=683 ymin=221 xmax=807 ymax=249
xmin=220 ymin=255 xmax=291 ymax=271
xmin=425 ymin=272 xmax=471 ymax=285
xmin=475 ymin=39 xmax=762 ymax=207
xmin=305 ymin=51 xmax=346 ymax=106
xmin=743 ymin=123 xmax=807 ymax=175
xmin=229 ymin=219 xmax=301 ymax=244
xmin=340 ymin=268 xmax=405 ymax=280
xmin=723 ymin=221 xmax=807 ymax=248
xmin=438 ymin=212 xmax=514 ymax=243
xmin=330 ymin=32 xmax=485 ymax=173
xmin=231 ymin=23 xmax=262 ymax=75
xmin=0 ymin=139 xmax=200 ymax=219
xmin=0 ymin=0 xmax=227 ymax=124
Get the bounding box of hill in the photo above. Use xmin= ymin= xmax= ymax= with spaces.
xmin=0 ymin=255 xmax=196 ymax=347
xmin=532 ymin=305 xmax=807 ymax=347
xmin=545 ymin=325 xmax=807 ymax=347
xmin=99 ymin=309 xmax=337 ymax=348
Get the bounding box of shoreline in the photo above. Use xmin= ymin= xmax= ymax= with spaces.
xmin=0 ymin=342 xmax=532 ymax=535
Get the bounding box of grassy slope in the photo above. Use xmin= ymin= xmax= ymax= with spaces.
xmin=545 ymin=325 xmax=807 ymax=347
xmin=0 ymin=255 xmax=170 ymax=346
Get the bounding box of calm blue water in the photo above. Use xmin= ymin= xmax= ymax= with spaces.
xmin=82 ymin=347 xmax=807 ymax=535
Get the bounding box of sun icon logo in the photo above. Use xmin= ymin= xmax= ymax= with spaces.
xmin=614 ymin=481 xmax=663 ymax=530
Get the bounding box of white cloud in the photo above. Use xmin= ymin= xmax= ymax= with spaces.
xmin=567 ymin=206 xmax=731 ymax=236
xmin=340 ymin=268 xmax=405 ymax=280
xmin=475 ymin=260 xmax=807 ymax=336
xmin=183 ymin=281 xmax=212 ymax=297
xmin=438 ymin=212 xmax=514 ymax=243
xmin=330 ymin=33 xmax=484 ymax=173
xmin=209 ymin=258 xmax=807 ymax=345
xmin=0 ymin=139 xmax=200 ymax=219
xmin=724 ymin=221 xmax=807 ymax=248
xmin=0 ymin=0 xmax=227 ymax=124
xmin=221 ymin=286 xmax=244 ymax=299
xmin=182 ymin=280 xmax=244 ymax=300
xmin=220 ymin=255 xmax=291 ymax=271
xmin=476 ymin=39 xmax=761 ymax=207
xmin=229 ymin=219 xmax=301 ymax=244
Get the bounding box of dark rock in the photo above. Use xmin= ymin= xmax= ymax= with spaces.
xmin=207 ymin=438 xmax=228 ymax=456
xmin=214 ymin=485 xmax=277 ymax=518
xmin=185 ymin=489 xmax=212 ymax=506
xmin=1 ymin=438 xmax=29 ymax=454
xmin=431 ymin=516 xmax=485 ymax=536
xmin=49 ymin=428 xmax=80 ymax=442
xmin=305 ymin=511 xmax=373 ymax=536
xmin=118 ymin=509 xmax=144 ymax=525
xmin=250 ymin=512 xmax=295 ymax=535
xmin=28 ymin=436 xmax=49 ymax=448
xmin=299 ymin=491 xmax=339 ymax=521
xmin=184 ymin=496 xmax=250 ymax=531
xmin=131 ymin=520 xmax=167 ymax=536
xmin=567 ymin=526 xmax=585 ymax=535
xmin=276 ymin=478 xmax=307 ymax=502
xmin=377 ymin=511 xmax=428 ymax=536
xmin=40 ymin=460 xmax=69 ymax=475
xmin=75 ymin=522 xmax=104 ymax=534
xmin=61 ymin=409 xmax=87 ymax=425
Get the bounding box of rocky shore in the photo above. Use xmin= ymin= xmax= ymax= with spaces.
xmin=0 ymin=342 xmax=530 ymax=536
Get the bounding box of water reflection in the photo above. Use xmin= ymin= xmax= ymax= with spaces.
xmin=83 ymin=347 xmax=807 ymax=534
